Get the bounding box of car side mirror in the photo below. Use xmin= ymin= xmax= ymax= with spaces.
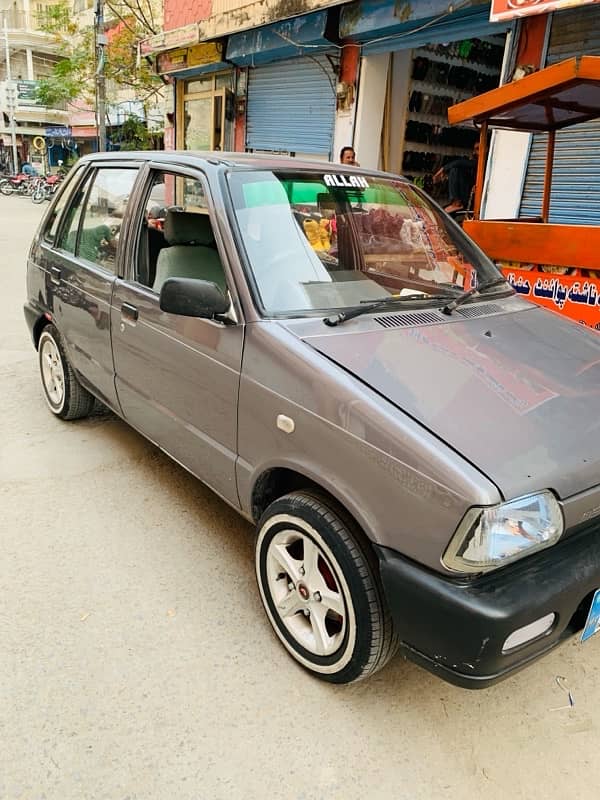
xmin=159 ymin=277 xmax=231 ymax=319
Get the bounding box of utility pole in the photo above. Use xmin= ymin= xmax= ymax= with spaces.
xmin=94 ymin=0 xmax=107 ymax=151
xmin=3 ymin=20 xmax=18 ymax=173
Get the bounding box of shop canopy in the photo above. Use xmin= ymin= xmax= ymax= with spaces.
xmin=226 ymin=11 xmax=331 ymax=66
xmin=448 ymin=56 xmax=600 ymax=132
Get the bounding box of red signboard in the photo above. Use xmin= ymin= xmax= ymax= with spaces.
xmin=502 ymin=268 xmax=600 ymax=331
xmin=490 ymin=0 xmax=600 ymax=22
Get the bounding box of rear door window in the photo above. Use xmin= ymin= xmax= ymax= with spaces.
xmin=57 ymin=167 xmax=139 ymax=271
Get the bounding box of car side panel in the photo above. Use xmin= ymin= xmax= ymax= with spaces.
xmin=110 ymin=280 xmax=243 ymax=507
xmin=236 ymin=322 xmax=501 ymax=573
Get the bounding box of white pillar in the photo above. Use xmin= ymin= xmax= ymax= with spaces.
xmin=26 ymin=48 xmax=33 ymax=80
xmin=482 ymin=130 xmax=531 ymax=219
xmin=22 ymin=0 xmax=31 ymax=29
xmin=353 ymin=53 xmax=389 ymax=170
xmin=333 ymin=107 xmax=356 ymax=164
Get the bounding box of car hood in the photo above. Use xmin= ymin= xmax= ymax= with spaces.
xmin=301 ymin=307 xmax=600 ymax=500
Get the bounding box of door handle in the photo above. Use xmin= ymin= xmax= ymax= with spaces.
xmin=50 ymin=266 xmax=61 ymax=285
xmin=120 ymin=302 xmax=139 ymax=324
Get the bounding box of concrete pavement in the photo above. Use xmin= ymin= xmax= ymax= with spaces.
xmin=1 ymin=195 xmax=599 ymax=800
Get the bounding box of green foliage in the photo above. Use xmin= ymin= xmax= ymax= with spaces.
xmin=115 ymin=115 xmax=151 ymax=150
xmin=35 ymin=0 xmax=162 ymax=109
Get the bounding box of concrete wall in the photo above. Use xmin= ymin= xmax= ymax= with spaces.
xmin=352 ymin=53 xmax=389 ymax=170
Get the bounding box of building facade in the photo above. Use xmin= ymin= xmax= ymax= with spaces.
xmin=145 ymin=0 xmax=599 ymax=228
xmin=0 ymin=0 xmax=69 ymax=171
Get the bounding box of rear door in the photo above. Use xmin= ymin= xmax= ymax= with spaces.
xmin=110 ymin=165 xmax=244 ymax=506
xmin=41 ymin=163 xmax=140 ymax=408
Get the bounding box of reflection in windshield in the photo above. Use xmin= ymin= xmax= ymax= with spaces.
xmin=228 ymin=170 xmax=504 ymax=314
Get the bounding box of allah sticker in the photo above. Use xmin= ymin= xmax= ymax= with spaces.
xmin=323 ymin=174 xmax=369 ymax=189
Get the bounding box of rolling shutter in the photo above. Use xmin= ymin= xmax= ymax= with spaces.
xmin=520 ymin=7 xmax=600 ymax=223
xmin=246 ymin=56 xmax=336 ymax=157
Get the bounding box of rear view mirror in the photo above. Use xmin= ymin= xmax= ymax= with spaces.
xmin=159 ymin=277 xmax=230 ymax=319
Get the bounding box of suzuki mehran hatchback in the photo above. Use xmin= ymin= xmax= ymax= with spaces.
xmin=25 ymin=152 xmax=600 ymax=686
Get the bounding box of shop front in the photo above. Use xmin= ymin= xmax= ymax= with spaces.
xmin=154 ymin=42 xmax=234 ymax=152
xmin=226 ymin=12 xmax=338 ymax=159
xmin=453 ymin=2 xmax=600 ymax=331
xmin=339 ymin=0 xmax=512 ymax=202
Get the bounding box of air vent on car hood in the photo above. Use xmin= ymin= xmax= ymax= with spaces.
xmin=457 ymin=303 xmax=505 ymax=318
xmin=375 ymin=310 xmax=444 ymax=328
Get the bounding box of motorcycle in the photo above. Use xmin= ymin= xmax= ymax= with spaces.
xmin=0 ymin=173 xmax=38 ymax=196
xmin=31 ymin=174 xmax=63 ymax=204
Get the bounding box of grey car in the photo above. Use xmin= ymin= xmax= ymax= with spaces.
xmin=24 ymin=152 xmax=600 ymax=687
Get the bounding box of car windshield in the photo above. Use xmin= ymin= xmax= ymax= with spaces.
xmin=227 ymin=169 xmax=506 ymax=315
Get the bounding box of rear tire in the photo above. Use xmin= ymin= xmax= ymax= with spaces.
xmin=38 ymin=324 xmax=95 ymax=420
xmin=255 ymin=490 xmax=399 ymax=683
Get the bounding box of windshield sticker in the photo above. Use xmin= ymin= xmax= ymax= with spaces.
xmin=324 ymin=174 xmax=369 ymax=189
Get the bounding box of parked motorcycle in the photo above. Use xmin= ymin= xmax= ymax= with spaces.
xmin=31 ymin=174 xmax=63 ymax=204
xmin=0 ymin=173 xmax=38 ymax=196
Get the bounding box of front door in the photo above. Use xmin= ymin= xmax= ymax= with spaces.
xmin=42 ymin=163 xmax=140 ymax=408
xmin=110 ymin=167 xmax=243 ymax=506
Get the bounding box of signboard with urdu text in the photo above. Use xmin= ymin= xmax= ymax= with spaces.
xmin=502 ymin=268 xmax=600 ymax=330
xmin=156 ymin=41 xmax=223 ymax=74
xmin=490 ymin=0 xmax=600 ymax=22
xmin=140 ymin=23 xmax=199 ymax=56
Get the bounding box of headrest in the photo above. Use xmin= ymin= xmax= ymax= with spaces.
xmin=163 ymin=210 xmax=214 ymax=246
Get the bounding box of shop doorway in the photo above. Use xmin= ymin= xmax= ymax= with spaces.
xmin=381 ymin=35 xmax=507 ymax=209
xmin=177 ymin=72 xmax=235 ymax=152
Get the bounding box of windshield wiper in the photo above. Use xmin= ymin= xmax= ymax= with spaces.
xmin=441 ymin=277 xmax=509 ymax=316
xmin=323 ymin=292 xmax=457 ymax=327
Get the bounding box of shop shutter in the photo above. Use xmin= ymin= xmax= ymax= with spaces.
xmin=520 ymin=7 xmax=600 ymax=223
xmin=246 ymin=56 xmax=336 ymax=157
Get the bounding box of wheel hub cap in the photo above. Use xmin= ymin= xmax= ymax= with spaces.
xmin=266 ymin=530 xmax=347 ymax=657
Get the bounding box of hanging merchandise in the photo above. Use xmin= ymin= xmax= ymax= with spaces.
xmin=400 ymin=36 xmax=506 ymax=207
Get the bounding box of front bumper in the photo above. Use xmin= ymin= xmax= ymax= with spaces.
xmin=375 ymin=519 xmax=600 ymax=688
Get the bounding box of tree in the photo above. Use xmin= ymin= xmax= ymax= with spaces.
xmin=35 ymin=0 xmax=163 ymax=113
xmin=113 ymin=114 xmax=151 ymax=150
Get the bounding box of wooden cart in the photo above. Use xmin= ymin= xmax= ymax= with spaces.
xmin=448 ymin=56 xmax=600 ymax=330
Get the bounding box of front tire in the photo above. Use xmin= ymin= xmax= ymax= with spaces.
xmin=38 ymin=324 xmax=95 ymax=420
xmin=255 ymin=491 xmax=398 ymax=683
xmin=31 ymin=185 xmax=45 ymax=204
xmin=0 ymin=179 xmax=13 ymax=195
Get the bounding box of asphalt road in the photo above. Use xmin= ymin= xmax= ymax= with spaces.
xmin=2 ymin=196 xmax=599 ymax=800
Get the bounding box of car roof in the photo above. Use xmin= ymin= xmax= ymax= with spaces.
xmin=77 ymin=150 xmax=409 ymax=182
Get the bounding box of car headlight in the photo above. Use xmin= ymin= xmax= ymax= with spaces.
xmin=443 ymin=491 xmax=564 ymax=573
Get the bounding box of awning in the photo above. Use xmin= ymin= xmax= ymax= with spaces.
xmin=339 ymin=0 xmax=509 ymax=54
xmin=226 ymin=10 xmax=331 ymax=66
xmin=449 ymin=56 xmax=600 ymax=131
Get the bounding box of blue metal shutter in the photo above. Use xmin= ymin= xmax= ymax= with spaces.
xmin=246 ymin=56 xmax=336 ymax=157
xmin=520 ymin=7 xmax=600 ymax=223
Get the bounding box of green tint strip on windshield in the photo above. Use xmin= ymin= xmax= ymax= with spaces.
xmin=242 ymin=178 xmax=411 ymax=208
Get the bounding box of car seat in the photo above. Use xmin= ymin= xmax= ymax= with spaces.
xmin=152 ymin=209 xmax=227 ymax=295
